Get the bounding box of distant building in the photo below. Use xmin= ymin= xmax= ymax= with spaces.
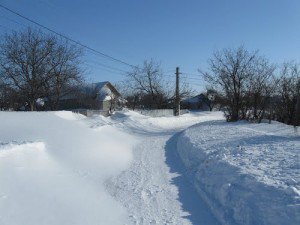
xmin=58 ymin=81 xmax=123 ymax=111
xmin=181 ymin=94 xmax=210 ymax=110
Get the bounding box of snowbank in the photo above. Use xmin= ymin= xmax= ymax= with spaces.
xmin=0 ymin=111 xmax=135 ymax=225
xmin=89 ymin=110 xmax=224 ymax=133
xmin=177 ymin=120 xmax=300 ymax=225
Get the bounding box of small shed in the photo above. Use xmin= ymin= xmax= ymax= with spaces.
xmin=85 ymin=81 xmax=121 ymax=111
xmin=58 ymin=81 xmax=122 ymax=111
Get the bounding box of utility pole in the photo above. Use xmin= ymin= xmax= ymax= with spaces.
xmin=174 ymin=67 xmax=180 ymax=116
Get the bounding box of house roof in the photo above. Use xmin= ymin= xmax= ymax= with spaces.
xmin=181 ymin=94 xmax=206 ymax=104
xmin=61 ymin=81 xmax=121 ymax=101
xmin=91 ymin=81 xmax=121 ymax=97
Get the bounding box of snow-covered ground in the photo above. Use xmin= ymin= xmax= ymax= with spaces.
xmin=0 ymin=110 xmax=299 ymax=225
xmin=93 ymin=111 xmax=224 ymax=225
xmin=177 ymin=120 xmax=300 ymax=225
xmin=0 ymin=111 xmax=135 ymax=225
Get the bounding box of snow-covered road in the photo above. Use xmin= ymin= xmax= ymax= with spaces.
xmin=1 ymin=110 xmax=298 ymax=224
xmin=0 ymin=110 xmax=223 ymax=225
xmin=106 ymin=133 xmax=218 ymax=225
xmin=91 ymin=111 xmax=224 ymax=225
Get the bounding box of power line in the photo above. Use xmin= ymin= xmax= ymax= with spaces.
xmin=0 ymin=13 xmax=131 ymax=75
xmin=0 ymin=3 xmax=137 ymax=69
xmin=164 ymin=74 xmax=203 ymax=82
xmin=86 ymin=59 xmax=128 ymax=74
xmin=165 ymin=69 xmax=176 ymax=73
xmin=186 ymin=83 xmax=206 ymax=87
xmin=183 ymin=77 xmax=203 ymax=81
xmin=181 ymin=72 xmax=200 ymax=76
xmin=83 ymin=62 xmax=126 ymax=76
xmin=83 ymin=59 xmax=128 ymax=75
xmin=0 ymin=15 xmax=28 ymax=28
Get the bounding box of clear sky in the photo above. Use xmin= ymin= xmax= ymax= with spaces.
xmin=0 ymin=0 xmax=300 ymax=92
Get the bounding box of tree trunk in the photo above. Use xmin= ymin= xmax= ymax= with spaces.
xmin=30 ymin=101 xmax=35 ymax=111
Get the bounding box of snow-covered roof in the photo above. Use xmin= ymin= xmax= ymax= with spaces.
xmin=86 ymin=81 xmax=109 ymax=91
xmin=88 ymin=81 xmax=120 ymax=101
xmin=61 ymin=81 xmax=120 ymax=101
xmin=181 ymin=94 xmax=206 ymax=104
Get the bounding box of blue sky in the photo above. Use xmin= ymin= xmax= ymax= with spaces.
xmin=0 ymin=0 xmax=300 ymax=92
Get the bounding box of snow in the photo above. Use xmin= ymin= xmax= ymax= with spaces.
xmin=177 ymin=120 xmax=300 ymax=225
xmin=1 ymin=110 xmax=299 ymax=225
xmin=0 ymin=111 xmax=135 ymax=225
xmin=90 ymin=110 xmax=223 ymax=225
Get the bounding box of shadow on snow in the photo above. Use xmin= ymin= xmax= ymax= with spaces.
xmin=164 ymin=133 xmax=220 ymax=225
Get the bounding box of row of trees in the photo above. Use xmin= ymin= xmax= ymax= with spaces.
xmin=0 ymin=29 xmax=299 ymax=127
xmin=0 ymin=28 xmax=83 ymax=111
xmin=202 ymin=46 xmax=300 ymax=126
xmin=0 ymin=28 xmax=190 ymax=112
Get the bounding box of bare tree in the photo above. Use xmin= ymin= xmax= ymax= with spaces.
xmin=171 ymin=79 xmax=193 ymax=104
xmin=115 ymin=80 xmax=141 ymax=110
xmin=201 ymin=46 xmax=259 ymax=121
xmin=126 ymin=60 xmax=169 ymax=109
xmin=123 ymin=60 xmax=192 ymax=110
xmin=0 ymin=28 xmax=83 ymax=111
xmin=274 ymin=62 xmax=300 ymax=125
xmin=201 ymin=46 xmax=275 ymax=122
xmin=244 ymin=57 xmax=275 ymax=122
xmin=43 ymin=40 xmax=83 ymax=110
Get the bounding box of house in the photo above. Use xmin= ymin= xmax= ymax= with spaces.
xmin=181 ymin=94 xmax=210 ymax=110
xmin=58 ymin=81 xmax=122 ymax=111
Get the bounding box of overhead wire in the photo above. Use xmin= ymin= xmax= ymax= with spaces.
xmin=0 ymin=4 xmax=206 ymax=88
xmin=0 ymin=9 xmax=132 ymax=77
xmin=0 ymin=3 xmax=137 ymax=69
xmin=83 ymin=62 xmax=127 ymax=77
xmin=0 ymin=15 xmax=28 ymax=28
xmin=86 ymin=58 xmax=129 ymax=74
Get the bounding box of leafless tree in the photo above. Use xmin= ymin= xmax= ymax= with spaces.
xmin=0 ymin=28 xmax=83 ymax=111
xmin=123 ymin=60 xmax=192 ymax=109
xmin=244 ymin=57 xmax=276 ymax=122
xmin=201 ymin=46 xmax=274 ymax=121
xmin=274 ymin=62 xmax=300 ymax=125
xmin=125 ymin=60 xmax=169 ymax=109
xmin=115 ymin=80 xmax=141 ymax=110
xmin=43 ymin=40 xmax=83 ymax=110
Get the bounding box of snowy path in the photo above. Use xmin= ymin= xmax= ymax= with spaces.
xmin=102 ymin=113 xmax=221 ymax=225
xmin=0 ymin=111 xmax=223 ymax=225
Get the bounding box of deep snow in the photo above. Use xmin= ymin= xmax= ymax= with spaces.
xmin=96 ymin=111 xmax=224 ymax=225
xmin=0 ymin=111 xmax=135 ymax=225
xmin=177 ymin=120 xmax=300 ymax=225
xmin=1 ymin=110 xmax=298 ymax=225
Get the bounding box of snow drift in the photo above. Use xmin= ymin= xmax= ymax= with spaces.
xmin=0 ymin=111 xmax=135 ymax=225
xmin=177 ymin=120 xmax=300 ymax=225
